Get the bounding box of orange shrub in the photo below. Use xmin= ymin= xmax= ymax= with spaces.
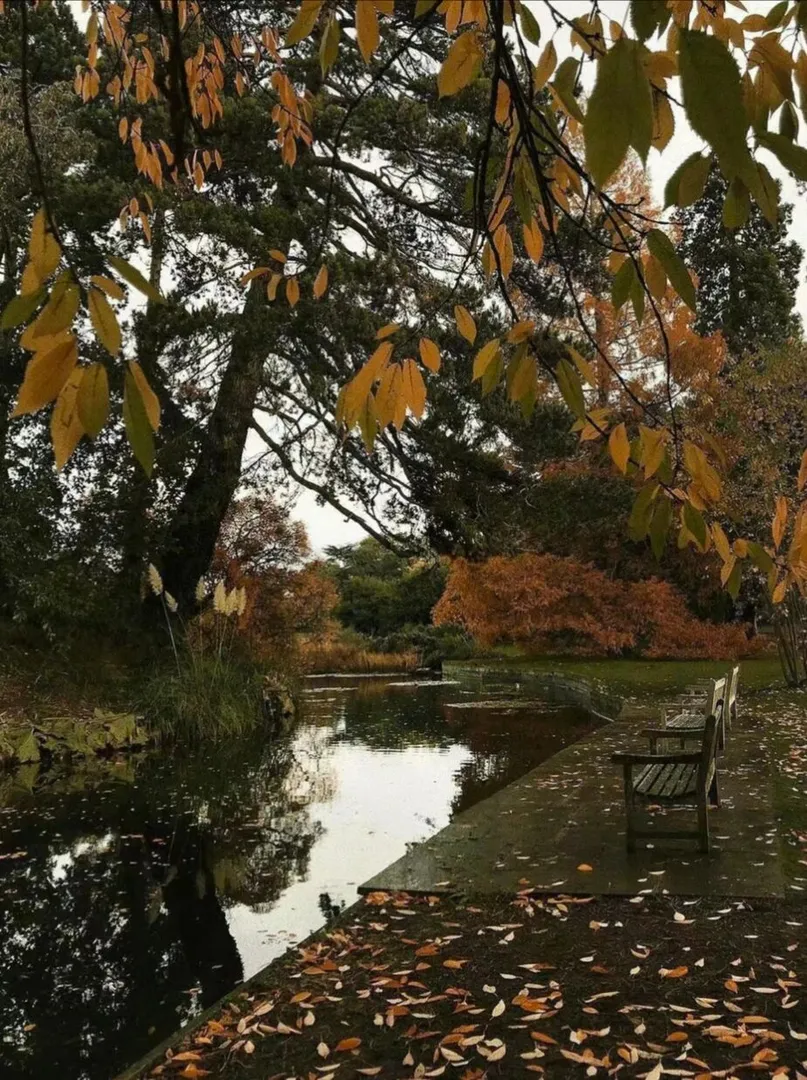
xmin=433 ymin=554 xmax=763 ymax=660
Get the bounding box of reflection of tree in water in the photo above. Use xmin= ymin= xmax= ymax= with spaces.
xmin=0 ymin=731 xmax=325 ymax=1080
xmin=301 ymin=680 xmax=457 ymax=750
xmin=447 ymin=704 xmax=603 ymax=816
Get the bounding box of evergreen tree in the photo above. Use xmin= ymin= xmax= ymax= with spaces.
xmin=675 ymin=166 xmax=802 ymax=357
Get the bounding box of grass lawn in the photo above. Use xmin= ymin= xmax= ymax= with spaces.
xmin=131 ymin=890 xmax=807 ymax=1079
xmin=444 ymin=655 xmax=785 ymax=699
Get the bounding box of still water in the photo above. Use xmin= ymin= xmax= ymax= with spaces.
xmin=0 ymin=675 xmax=599 ymax=1079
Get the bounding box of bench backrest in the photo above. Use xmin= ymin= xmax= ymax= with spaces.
xmin=725 ymin=664 xmax=740 ymax=722
xmin=704 ymin=677 xmax=726 ymax=717
xmin=698 ymin=700 xmax=723 ymax=789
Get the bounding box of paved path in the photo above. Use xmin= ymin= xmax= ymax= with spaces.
xmin=361 ymin=706 xmax=787 ymax=898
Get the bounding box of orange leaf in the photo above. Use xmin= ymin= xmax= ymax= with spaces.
xmin=577 ymin=863 xmax=593 ymax=872
xmin=419 ymin=337 xmax=441 ymax=373
xmin=313 ymin=264 xmax=329 ymax=299
xmin=661 ymin=966 xmax=689 ymax=979
xmin=335 ymin=1036 xmax=362 ymax=1052
xmin=454 ymin=304 xmax=477 ymax=344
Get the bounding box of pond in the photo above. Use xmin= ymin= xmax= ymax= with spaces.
xmin=0 ymin=674 xmax=602 ymax=1080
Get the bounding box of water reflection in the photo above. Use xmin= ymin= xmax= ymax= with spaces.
xmin=0 ymin=676 xmax=599 ymax=1079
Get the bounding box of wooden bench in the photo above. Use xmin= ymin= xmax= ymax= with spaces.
xmin=657 ymin=668 xmax=738 ymax=750
xmin=612 ymin=703 xmax=723 ymax=853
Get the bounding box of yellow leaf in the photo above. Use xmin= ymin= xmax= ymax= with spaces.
xmin=76 ymin=362 xmax=110 ymax=438
xmin=313 ymin=264 xmax=329 ymax=299
xmin=507 ymin=351 xmax=537 ymax=402
xmin=267 ymin=274 xmax=282 ymax=301
xmin=495 ymin=79 xmax=511 ymax=126
xmin=772 ymin=576 xmax=788 ymax=604
xmin=88 ymin=288 xmax=122 ymax=356
xmin=13 ymin=334 xmax=77 ymax=416
xmin=639 ymin=425 xmax=666 ymax=478
xmin=645 ymin=254 xmax=667 ymax=301
xmin=773 ymin=494 xmax=788 ymax=551
xmin=533 ymin=40 xmax=557 ymax=90
xmin=356 ymin=0 xmax=380 ymax=62
xmin=454 ymin=304 xmax=477 ymax=344
xmin=651 ymin=90 xmax=675 ymax=150
xmin=419 ymin=337 xmax=441 ymax=373
xmin=286 ymin=276 xmax=300 ymax=307
xmin=269 ymin=248 xmax=287 ymax=263
xmin=29 ymin=283 xmax=80 ymax=341
xmin=798 ymin=447 xmax=807 ymax=492
xmin=437 ymin=30 xmax=483 ymax=97
xmin=51 ymin=368 xmax=85 ymax=471
xmin=91 ymin=275 xmax=125 ymax=300
xmin=507 ymin=319 xmax=535 ymax=344
xmin=376 ymin=322 xmax=400 ymax=340
xmin=402 ymin=357 xmax=426 ymax=418
xmin=285 ymin=0 xmax=323 ymax=46
xmin=712 ymin=521 xmax=732 ymax=563
xmin=523 ymin=218 xmax=544 ymax=263
xmin=567 ymin=346 xmax=597 ymax=389
xmin=129 ymin=360 xmax=161 ymax=431
xmin=608 ymin=423 xmax=630 ymax=474
xmin=21 ymin=260 xmax=42 ymax=296
xmin=472 ymin=338 xmax=500 ymax=381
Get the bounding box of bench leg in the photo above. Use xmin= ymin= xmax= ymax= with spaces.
xmin=623 ymin=766 xmax=636 ymax=852
xmin=709 ymin=770 xmax=721 ymax=809
xmin=697 ymin=792 xmax=710 ymax=854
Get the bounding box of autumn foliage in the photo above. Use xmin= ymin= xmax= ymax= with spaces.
xmin=434 ymin=554 xmax=761 ymax=660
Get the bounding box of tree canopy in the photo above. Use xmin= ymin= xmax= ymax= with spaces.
xmin=3 ymin=0 xmax=807 ymax=621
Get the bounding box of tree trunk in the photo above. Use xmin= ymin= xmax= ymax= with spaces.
xmin=159 ymin=281 xmax=267 ymax=607
xmin=773 ymin=590 xmax=807 ymax=687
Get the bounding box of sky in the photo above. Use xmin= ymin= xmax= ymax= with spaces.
xmin=291 ymin=0 xmax=807 ymax=553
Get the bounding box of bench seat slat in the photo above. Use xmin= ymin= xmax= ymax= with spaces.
xmin=634 ymin=761 xmax=698 ymax=799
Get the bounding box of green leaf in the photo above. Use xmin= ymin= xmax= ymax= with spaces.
xmin=611 ymin=258 xmax=636 ymax=311
xmin=15 ymin=730 xmax=40 ymax=764
xmin=683 ymin=502 xmax=708 ymax=550
xmin=758 ymin=130 xmax=807 ymax=181
xmin=649 ymin=496 xmax=672 ymax=558
xmin=752 ymin=161 xmax=779 ymax=225
xmin=646 ymin=229 xmax=696 ymax=312
xmin=630 ymin=273 xmax=645 ymax=324
xmin=664 ymin=152 xmax=711 ymax=208
xmin=108 ymin=255 xmax=166 ymax=305
xmin=630 ymin=0 xmax=670 ymax=41
xmin=585 ymin=37 xmax=653 ymax=188
xmin=678 ymin=30 xmax=754 ymax=187
xmin=555 ymin=356 xmax=586 ymax=418
xmin=722 ymin=176 xmax=750 ymax=229
xmin=1 ymin=287 xmax=45 ymax=330
xmin=779 ymin=100 xmax=799 ymax=140
xmin=551 ymin=56 xmax=585 ymax=123
xmin=628 ymin=482 xmax=659 ymax=542
xmin=123 ymin=368 xmax=155 ymax=475
xmin=766 ymin=0 xmax=789 ymax=27
xmin=519 ymin=4 xmax=541 ymax=45
xmin=747 ymin=541 xmax=774 ymax=574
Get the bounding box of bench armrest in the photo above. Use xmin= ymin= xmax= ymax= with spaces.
xmin=642 ymin=727 xmax=704 ymax=739
xmin=612 ymin=750 xmax=702 ymax=766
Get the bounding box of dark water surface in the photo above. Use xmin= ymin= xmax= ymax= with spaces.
xmin=0 ymin=675 xmax=600 ymax=1079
